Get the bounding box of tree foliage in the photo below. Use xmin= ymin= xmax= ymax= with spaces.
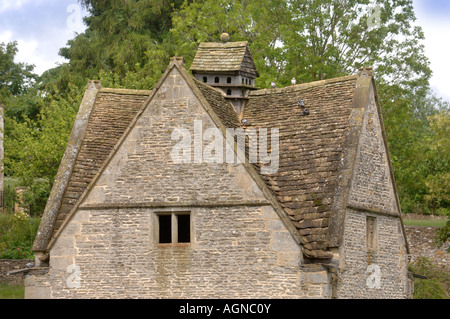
xmin=2 ymin=0 xmax=449 ymax=216
xmin=0 ymin=41 xmax=36 ymax=104
xmin=59 ymin=0 xmax=187 ymax=86
xmin=171 ymin=0 xmax=432 ymax=89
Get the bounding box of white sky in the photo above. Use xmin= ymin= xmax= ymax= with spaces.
xmin=0 ymin=0 xmax=449 ymax=102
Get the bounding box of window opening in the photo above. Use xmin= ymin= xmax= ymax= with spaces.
xmin=159 ymin=215 xmax=172 ymax=244
xmin=177 ymin=214 xmax=191 ymax=243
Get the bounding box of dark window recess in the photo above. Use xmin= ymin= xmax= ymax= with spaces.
xmin=203 ymin=76 xmax=208 ymax=83
xmin=177 ymin=214 xmax=190 ymax=243
xmin=367 ymin=216 xmax=376 ymax=251
xmin=227 ymin=89 xmax=232 ymax=95
xmin=159 ymin=215 xmax=172 ymax=243
xmin=215 ymin=77 xmax=220 ymax=83
xmin=227 ymin=77 xmax=232 ymax=83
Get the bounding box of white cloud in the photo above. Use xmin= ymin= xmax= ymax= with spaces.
xmin=0 ymin=30 xmax=13 ymax=44
xmin=413 ymin=0 xmax=450 ymax=102
xmin=0 ymin=0 xmax=30 ymax=13
xmin=0 ymin=28 xmax=68 ymax=75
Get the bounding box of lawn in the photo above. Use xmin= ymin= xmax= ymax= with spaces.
xmin=403 ymin=218 xmax=448 ymax=227
xmin=0 ymin=283 xmax=24 ymax=299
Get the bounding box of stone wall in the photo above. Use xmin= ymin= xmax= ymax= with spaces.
xmin=0 ymin=259 xmax=33 ymax=285
xmin=347 ymin=82 xmax=397 ymax=214
xmin=84 ymin=67 xmax=264 ymax=206
xmin=27 ymin=205 xmax=307 ymax=298
xmin=336 ymin=210 xmax=409 ymax=298
xmin=335 ymin=83 xmax=410 ymax=298
xmin=25 ymin=66 xmax=312 ymax=299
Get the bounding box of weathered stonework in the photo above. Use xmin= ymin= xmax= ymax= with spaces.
xmin=336 ymin=209 xmax=409 ymax=298
xmin=0 ymin=259 xmax=33 ymax=285
xmin=335 ymin=82 xmax=410 ymax=298
xmin=29 ymin=205 xmax=306 ymax=298
xmin=347 ymin=82 xmax=397 ymax=214
xmin=26 ymin=51 xmax=411 ymax=299
xmin=83 ymin=68 xmax=264 ymax=206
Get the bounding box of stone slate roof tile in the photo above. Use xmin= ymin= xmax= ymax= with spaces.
xmin=52 ymin=89 xmax=150 ymax=236
xmin=35 ymin=61 xmax=362 ymax=260
xmin=193 ymin=78 xmax=240 ymax=129
xmin=243 ymin=75 xmax=358 ymax=257
xmin=190 ymin=41 xmax=259 ymax=77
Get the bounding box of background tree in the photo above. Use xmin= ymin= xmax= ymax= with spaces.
xmin=57 ymin=0 xmax=188 ymax=90
xmin=0 ymin=41 xmax=36 ymax=104
xmin=2 ymin=0 xmax=448 ymax=216
xmin=170 ymin=0 xmax=448 ymax=215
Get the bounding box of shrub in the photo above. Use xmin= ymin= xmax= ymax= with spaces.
xmin=22 ymin=178 xmax=51 ymax=217
xmin=435 ymin=220 xmax=450 ymax=252
xmin=409 ymin=257 xmax=449 ymax=299
xmin=3 ymin=178 xmax=21 ymax=213
xmin=0 ymin=212 xmax=40 ymax=259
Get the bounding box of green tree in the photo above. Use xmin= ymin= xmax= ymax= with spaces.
xmin=4 ymin=83 xmax=83 ymax=216
xmin=0 ymin=41 xmax=37 ymax=103
xmin=423 ymin=112 xmax=450 ymax=214
xmin=171 ymin=0 xmax=432 ymax=90
xmin=58 ymin=0 xmax=187 ymax=88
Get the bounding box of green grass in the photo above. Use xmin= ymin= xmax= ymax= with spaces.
xmin=0 ymin=283 xmax=24 ymax=299
xmin=403 ymin=219 xmax=448 ymax=227
xmin=409 ymin=257 xmax=450 ymax=299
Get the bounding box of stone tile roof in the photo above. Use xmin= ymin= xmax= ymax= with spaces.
xmin=243 ymin=76 xmax=358 ymax=258
xmin=33 ymin=87 xmax=151 ymax=251
xmin=194 ymin=79 xmax=241 ymax=129
xmin=190 ymin=41 xmax=259 ymax=78
xmin=34 ymin=62 xmax=364 ymax=260
xmin=54 ymin=89 xmax=150 ymax=230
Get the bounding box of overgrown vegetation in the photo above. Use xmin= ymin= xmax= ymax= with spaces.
xmin=435 ymin=220 xmax=450 ymax=252
xmin=409 ymin=257 xmax=450 ymax=299
xmin=0 ymin=213 xmax=41 ymax=259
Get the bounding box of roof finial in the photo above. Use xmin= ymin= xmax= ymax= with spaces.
xmin=220 ymin=33 xmax=230 ymax=43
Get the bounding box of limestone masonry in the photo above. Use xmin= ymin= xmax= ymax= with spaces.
xmin=24 ymin=37 xmax=412 ymax=299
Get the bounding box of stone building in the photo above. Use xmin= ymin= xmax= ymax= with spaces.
xmin=25 ymin=37 xmax=413 ymax=299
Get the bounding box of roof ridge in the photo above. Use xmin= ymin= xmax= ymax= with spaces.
xmin=250 ymin=74 xmax=358 ymax=96
xmin=99 ymin=88 xmax=153 ymax=96
xmin=198 ymin=41 xmax=248 ymax=48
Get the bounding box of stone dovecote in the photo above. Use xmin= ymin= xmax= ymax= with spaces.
xmin=25 ymin=41 xmax=412 ymax=299
xmin=190 ymin=36 xmax=259 ymax=114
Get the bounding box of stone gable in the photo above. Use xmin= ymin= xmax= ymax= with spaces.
xmin=347 ymin=82 xmax=398 ymax=215
xmin=82 ymin=66 xmax=266 ymax=206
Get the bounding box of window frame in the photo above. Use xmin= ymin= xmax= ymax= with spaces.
xmin=155 ymin=211 xmax=191 ymax=246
